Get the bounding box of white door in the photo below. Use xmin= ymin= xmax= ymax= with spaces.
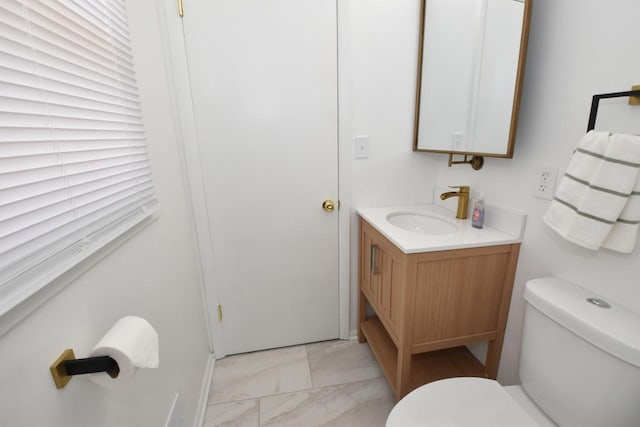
xmin=182 ymin=0 xmax=339 ymax=355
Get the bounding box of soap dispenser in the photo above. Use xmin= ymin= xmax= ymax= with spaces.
xmin=471 ymin=194 xmax=485 ymax=229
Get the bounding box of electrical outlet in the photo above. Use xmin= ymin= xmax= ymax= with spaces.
xmin=452 ymin=131 xmax=465 ymax=150
xmin=534 ymin=167 xmax=558 ymax=200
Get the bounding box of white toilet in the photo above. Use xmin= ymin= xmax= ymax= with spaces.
xmin=386 ymin=277 xmax=640 ymax=427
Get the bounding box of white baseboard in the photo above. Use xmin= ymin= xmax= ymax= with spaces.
xmin=349 ymin=329 xmax=358 ymax=341
xmin=193 ymin=353 xmax=215 ymax=427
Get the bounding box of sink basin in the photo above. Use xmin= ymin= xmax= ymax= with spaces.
xmin=386 ymin=212 xmax=460 ymax=235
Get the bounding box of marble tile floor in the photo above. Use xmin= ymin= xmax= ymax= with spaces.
xmin=204 ymin=340 xmax=395 ymax=427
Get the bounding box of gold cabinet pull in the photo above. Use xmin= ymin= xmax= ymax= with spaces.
xmin=370 ymin=244 xmax=381 ymax=275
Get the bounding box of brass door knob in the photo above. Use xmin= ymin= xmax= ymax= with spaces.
xmin=322 ymin=199 xmax=335 ymax=213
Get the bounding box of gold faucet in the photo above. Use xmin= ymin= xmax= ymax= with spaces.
xmin=440 ymin=186 xmax=470 ymax=219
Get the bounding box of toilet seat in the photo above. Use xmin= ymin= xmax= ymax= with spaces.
xmin=386 ymin=377 xmax=541 ymax=427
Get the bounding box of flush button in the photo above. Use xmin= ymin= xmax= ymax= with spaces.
xmin=586 ymin=297 xmax=611 ymax=309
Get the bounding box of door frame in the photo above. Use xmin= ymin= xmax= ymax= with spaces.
xmin=155 ymin=0 xmax=351 ymax=358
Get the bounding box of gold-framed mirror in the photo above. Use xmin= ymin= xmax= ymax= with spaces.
xmin=413 ymin=0 xmax=532 ymax=165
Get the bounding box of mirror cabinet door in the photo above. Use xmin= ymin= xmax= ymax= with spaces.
xmin=414 ymin=0 xmax=532 ymax=158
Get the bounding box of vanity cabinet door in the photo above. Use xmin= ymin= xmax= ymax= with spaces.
xmin=377 ymin=243 xmax=403 ymax=334
xmin=360 ymin=219 xmax=404 ymax=336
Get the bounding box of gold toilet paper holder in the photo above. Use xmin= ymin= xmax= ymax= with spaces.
xmin=50 ymin=349 xmax=119 ymax=389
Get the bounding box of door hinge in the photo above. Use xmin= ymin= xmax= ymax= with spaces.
xmin=217 ymin=304 xmax=223 ymax=322
xmin=177 ymin=0 xmax=184 ymax=17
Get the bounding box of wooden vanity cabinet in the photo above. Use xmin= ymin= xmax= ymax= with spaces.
xmin=358 ymin=217 xmax=521 ymax=401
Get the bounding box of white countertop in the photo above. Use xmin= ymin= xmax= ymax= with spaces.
xmin=356 ymin=203 xmax=526 ymax=254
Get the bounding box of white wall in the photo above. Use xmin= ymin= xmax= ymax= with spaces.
xmin=347 ymin=0 xmax=640 ymax=385
xmin=0 ymin=1 xmax=211 ymax=426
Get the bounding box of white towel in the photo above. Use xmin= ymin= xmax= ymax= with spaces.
xmin=602 ymin=134 xmax=640 ymax=252
xmin=543 ymin=131 xmax=640 ymax=252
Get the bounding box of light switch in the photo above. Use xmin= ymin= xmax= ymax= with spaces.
xmin=354 ymin=135 xmax=369 ymax=159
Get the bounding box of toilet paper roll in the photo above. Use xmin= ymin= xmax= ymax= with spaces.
xmin=89 ymin=316 xmax=159 ymax=387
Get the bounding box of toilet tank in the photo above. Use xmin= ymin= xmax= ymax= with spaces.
xmin=519 ymin=278 xmax=640 ymax=427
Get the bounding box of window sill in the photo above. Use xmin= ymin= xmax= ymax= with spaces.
xmin=0 ymin=211 xmax=159 ymax=338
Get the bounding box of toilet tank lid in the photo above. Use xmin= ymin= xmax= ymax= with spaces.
xmin=524 ymin=277 xmax=640 ymax=368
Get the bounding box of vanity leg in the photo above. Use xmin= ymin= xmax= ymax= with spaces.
xmin=357 ymin=290 xmax=366 ymax=343
xmin=485 ymin=339 xmax=503 ymax=379
xmin=484 ymin=338 xmax=503 ymax=380
xmin=397 ymin=347 xmax=413 ymax=400
xmin=486 ymin=244 xmax=520 ymax=379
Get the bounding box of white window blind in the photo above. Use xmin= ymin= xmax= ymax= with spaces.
xmin=0 ymin=0 xmax=158 ymax=315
